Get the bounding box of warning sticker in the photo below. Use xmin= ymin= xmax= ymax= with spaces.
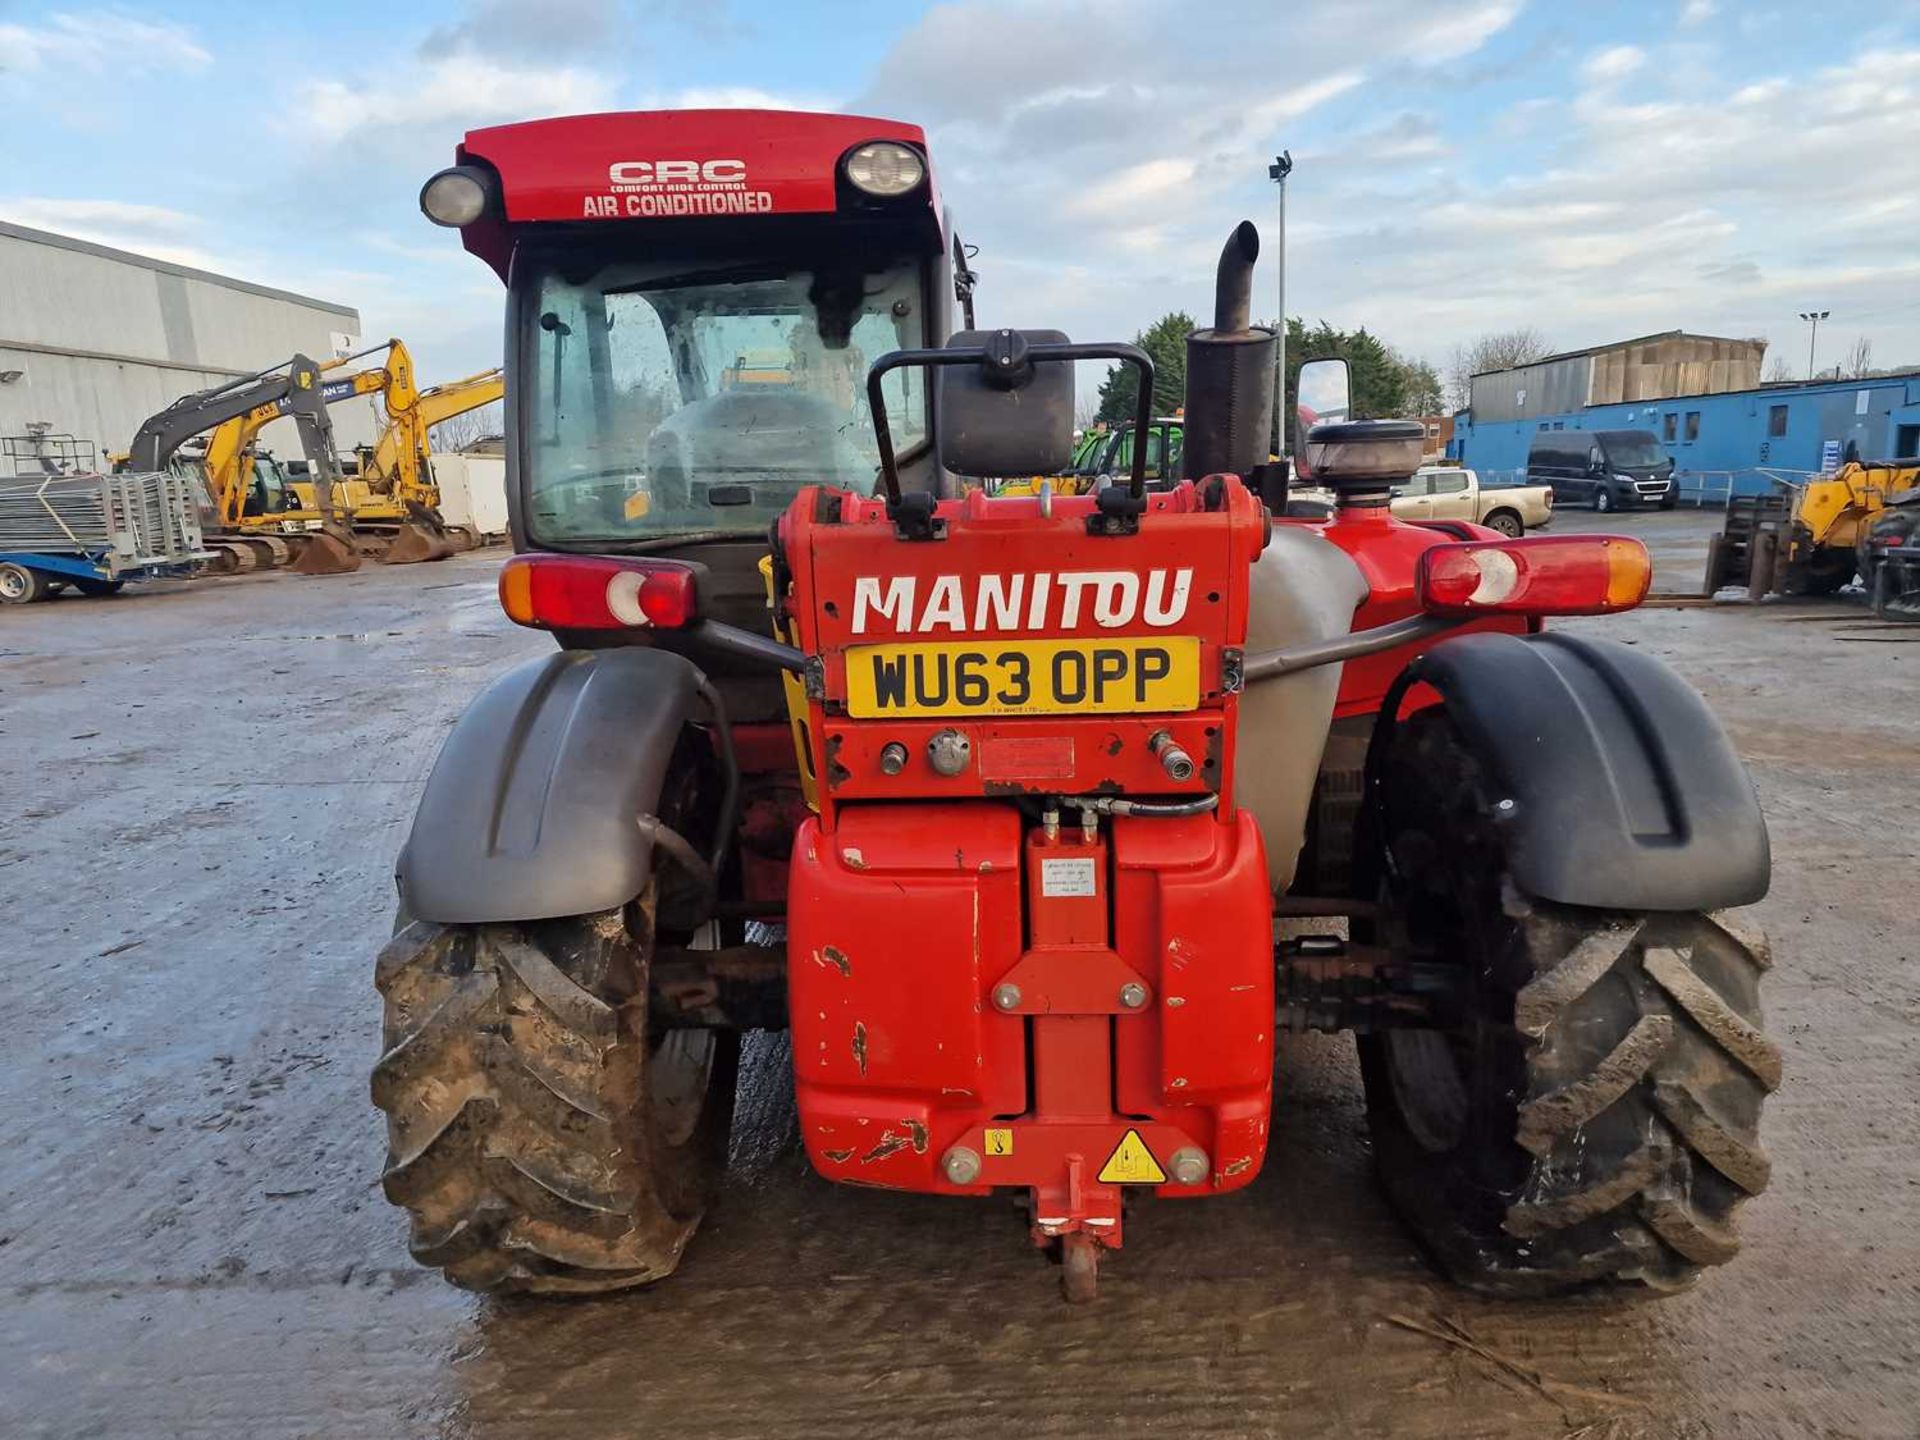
xmin=1098 ymin=1129 xmax=1167 ymax=1184
xmin=1040 ymin=857 xmax=1097 ymax=898
xmin=984 ymin=1127 xmax=1014 ymax=1157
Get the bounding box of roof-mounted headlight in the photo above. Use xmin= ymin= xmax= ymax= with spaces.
xmin=843 ymin=141 xmax=925 ymax=198
xmin=420 ymin=167 xmax=492 ymax=227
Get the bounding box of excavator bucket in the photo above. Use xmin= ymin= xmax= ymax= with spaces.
xmin=378 ymin=522 xmax=458 ymax=565
xmin=376 ymin=501 xmax=459 ymax=565
xmin=290 ymin=529 xmax=363 ymax=575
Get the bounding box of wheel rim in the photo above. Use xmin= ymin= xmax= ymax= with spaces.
xmin=1492 ymin=515 xmax=1522 ymax=537
xmin=1383 ymin=1030 xmax=1470 ymax=1153
xmin=0 ymin=567 xmax=27 ymax=600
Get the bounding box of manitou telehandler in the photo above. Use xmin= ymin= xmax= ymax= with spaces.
xmin=375 ymin=109 xmax=1778 ymax=1301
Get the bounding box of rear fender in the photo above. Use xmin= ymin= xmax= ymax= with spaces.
xmin=1370 ymin=630 xmax=1768 ymax=911
xmin=397 ymin=648 xmax=709 ymax=924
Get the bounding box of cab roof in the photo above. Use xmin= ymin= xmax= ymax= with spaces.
xmin=453 ymin=109 xmax=936 ymax=279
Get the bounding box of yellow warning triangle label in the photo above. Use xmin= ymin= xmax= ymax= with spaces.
xmin=1098 ymin=1129 xmax=1167 ymax=1184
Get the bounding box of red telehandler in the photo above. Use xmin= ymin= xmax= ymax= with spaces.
xmin=374 ymin=109 xmax=1777 ymax=1301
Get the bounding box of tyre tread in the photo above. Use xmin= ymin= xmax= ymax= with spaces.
xmin=372 ymin=913 xmax=721 ymax=1295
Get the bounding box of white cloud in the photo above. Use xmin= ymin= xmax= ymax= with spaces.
xmin=0 ymin=196 xmax=223 ymax=268
xmin=660 ymin=85 xmax=837 ymax=112
xmin=1680 ymin=0 xmax=1716 ymax=26
xmin=854 ymin=0 xmax=1522 ymax=361
xmin=1581 ymin=44 xmax=1646 ymax=84
xmin=1065 ymin=158 xmax=1198 ymax=217
xmin=1286 ymin=42 xmax=1920 ymax=370
xmin=299 ymin=54 xmax=617 ymax=147
xmin=0 ymin=10 xmax=210 ymax=73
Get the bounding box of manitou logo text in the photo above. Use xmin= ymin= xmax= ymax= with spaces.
xmin=849 ymin=570 xmax=1193 ymax=635
xmin=584 ymin=159 xmax=773 ymax=218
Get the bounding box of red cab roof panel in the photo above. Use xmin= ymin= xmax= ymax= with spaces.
xmin=460 ymin=109 xmax=929 ymax=225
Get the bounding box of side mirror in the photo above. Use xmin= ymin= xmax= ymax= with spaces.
xmin=935 ymin=329 xmax=1075 ymax=477
xmin=1294 ymin=357 xmax=1352 ymax=461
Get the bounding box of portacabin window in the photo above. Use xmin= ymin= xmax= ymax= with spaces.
xmin=1684 ymin=411 xmax=1701 ymax=442
xmin=1663 ymin=412 xmax=1677 ymax=442
xmin=1769 ymin=404 xmax=1788 ymax=438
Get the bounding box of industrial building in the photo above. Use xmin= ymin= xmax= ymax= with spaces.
xmin=1451 ymin=329 xmax=1920 ymax=496
xmin=0 ymin=220 xmax=370 ymax=468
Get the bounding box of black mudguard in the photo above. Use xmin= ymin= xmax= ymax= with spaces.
xmin=1374 ymin=630 xmax=1769 ymax=912
xmin=397 ymin=648 xmax=704 ymax=925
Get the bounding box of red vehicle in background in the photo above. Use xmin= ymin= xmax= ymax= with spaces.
xmin=373 ymin=108 xmax=1777 ymax=1301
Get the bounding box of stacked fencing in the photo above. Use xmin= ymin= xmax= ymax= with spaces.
xmin=0 ymin=471 xmax=209 ymax=575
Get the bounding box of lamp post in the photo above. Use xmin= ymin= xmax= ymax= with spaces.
xmin=1798 ymin=310 xmax=1829 ymax=381
xmin=1268 ymin=152 xmax=1293 ymax=455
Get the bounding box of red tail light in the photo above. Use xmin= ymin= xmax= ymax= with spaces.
xmin=498 ymin=555 xmax=699 ymax=631
xmin=1418 ymin=535 xmax=1650 ymax=616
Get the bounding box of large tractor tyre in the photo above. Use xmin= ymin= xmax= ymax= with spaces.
xmin=1359 ymin=709 xmax=1778 ymax=1296
xmin=373 ymin=901 xmax=739 ymax=1295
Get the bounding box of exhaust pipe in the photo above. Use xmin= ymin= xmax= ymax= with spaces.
xmin=1183 ymin=223 xmax=1277 ymax=482
xmin=1213 ymin=220 xmax=1259 ymax=332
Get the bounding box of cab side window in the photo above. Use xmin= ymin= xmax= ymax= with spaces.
xmin=1430 ymin=471 xmax=1469 ymax=494
xmin=1142 ymin=430 xmax=1165 ymax=481
xmin=1392 ymin=474 xmax=1432 ymax=499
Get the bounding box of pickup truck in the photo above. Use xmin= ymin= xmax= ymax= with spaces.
xmin=1391 ymin=465 xmax=1552 ymax=536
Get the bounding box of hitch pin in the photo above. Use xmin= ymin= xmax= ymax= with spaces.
xmin=1042 ymin=805 xmax=1060 ymax=842
xmin=1080 ymin=805 xmax=1098 ymax=843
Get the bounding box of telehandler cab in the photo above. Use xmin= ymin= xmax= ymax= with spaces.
xmin=376 ymin=109 xmax=1777 ymax=1301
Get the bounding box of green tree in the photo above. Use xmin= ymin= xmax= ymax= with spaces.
xmin=1397 ymin=355 xmax=1445 ymax=414
xmin=1095 ymin=311 xmax=1194 ymax=424
xmin=1271 ymin=318 xmax=1440 ymax=450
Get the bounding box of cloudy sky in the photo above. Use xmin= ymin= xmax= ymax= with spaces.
xmin=5 ymin=0 xmax=1918 ymax=387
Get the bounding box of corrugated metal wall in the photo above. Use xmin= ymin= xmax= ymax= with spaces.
xmin=1469 ymin=334 xmax=1768 ymax=426
xmin=0 ymin=223 xmax=371 ymax=464
xmin=1468 ymin=353 xmax=1592 ymax=424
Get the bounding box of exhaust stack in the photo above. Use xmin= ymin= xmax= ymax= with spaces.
xmin=1182 ymin=222 xmax=1278 ymax=482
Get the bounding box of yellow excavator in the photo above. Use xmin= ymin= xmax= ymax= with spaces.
xmin=188 ymin=342 xmax=501 ymax=571
xmin=343 ymin=363 xmax=504 ymax=522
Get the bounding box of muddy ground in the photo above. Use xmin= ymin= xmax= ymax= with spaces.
xmin=2 ymin=511 xmax=1915 ymax=1439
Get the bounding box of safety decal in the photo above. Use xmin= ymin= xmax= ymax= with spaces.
xmin=984 ymin=1128 xmax=1014 ymax=1157
xmin=1097 ymin=1129 xmax=1166 ymax=1184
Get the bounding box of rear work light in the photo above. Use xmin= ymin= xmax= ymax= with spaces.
xmin=1418 ymin=535 xmax=1651 ymax=616
xmin=844 ymin=141 xmax=925 ymax=197
xmin=498 ymin=555 xmax=698 ymax=631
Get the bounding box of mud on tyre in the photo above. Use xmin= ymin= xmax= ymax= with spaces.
xmin=1359 ymin=709 xmax=1779 ymax=1295
xmin=373 ymin=898 xmax=738 ymax=1294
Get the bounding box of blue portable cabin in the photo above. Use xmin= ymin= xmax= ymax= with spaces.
xmin=1449 ymin=328 xmax=1920 ymax=501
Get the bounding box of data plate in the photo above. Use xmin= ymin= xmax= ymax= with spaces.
xmin=843 ymin=637 xmax=1200 ymax=718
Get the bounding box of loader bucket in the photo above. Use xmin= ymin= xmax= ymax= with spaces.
xmin=378 ymin=522 xmax=457 ymax=565
xmin=290 ymin=530 xmax=363 ymax=575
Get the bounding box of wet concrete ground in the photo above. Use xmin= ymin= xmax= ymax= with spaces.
xmin=2 ymin=519 xmax=1915 ymax=1439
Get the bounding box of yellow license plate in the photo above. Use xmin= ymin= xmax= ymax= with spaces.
xmin=844 ymin=637 xmax=1201 ymax=718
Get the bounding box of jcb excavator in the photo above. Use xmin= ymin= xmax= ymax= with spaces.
xmin=348 ymin=363 xmax=504 ymax=523
xmin=189 ymin=340 xmax=485 ymax=569
xmin=125 ymin=351 xmax=369 ymax=573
